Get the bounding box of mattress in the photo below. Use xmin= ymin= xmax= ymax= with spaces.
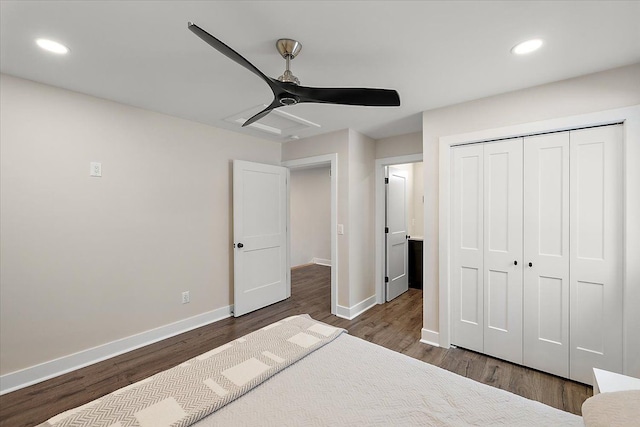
xmin=198 ymin=330 xmax=583 ymax=426
xmin=41 ymin=315 xmax=583 ymax=426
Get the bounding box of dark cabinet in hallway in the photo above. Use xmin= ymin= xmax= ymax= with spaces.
xmin=408 ymin=238 xmax=423 ymax=290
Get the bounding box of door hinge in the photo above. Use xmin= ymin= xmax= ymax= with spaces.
xmin=385 ymin=276 xmax=389 ymax=283
xmin=385 ymin=177 xmax=389 ymax=184
xmin=385 ymin=227 xmax=389 ymax=233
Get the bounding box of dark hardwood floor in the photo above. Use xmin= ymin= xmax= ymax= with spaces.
xmin=0 ymin=264 xmax=591 ymax=426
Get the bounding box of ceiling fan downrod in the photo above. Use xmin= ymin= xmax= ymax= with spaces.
xmin=277 ymin=38 xmax=301 ymax=85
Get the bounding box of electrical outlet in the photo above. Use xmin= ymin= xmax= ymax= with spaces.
xmin=90 ymin=162 xmax=102 ymax=177
xmin=182 ymin=291 xmax=190 ymax=304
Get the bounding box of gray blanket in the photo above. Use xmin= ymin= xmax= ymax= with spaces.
xmin=40 ymin=315 xmax=344 ymax=427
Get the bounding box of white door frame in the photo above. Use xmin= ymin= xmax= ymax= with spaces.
xmin=375 ymin=154 xmax=423 ymax=304
xmin=282 ymin=154 xmax=338 ymax=315
xmin=438 ymin=105 xmax=640 ymax=378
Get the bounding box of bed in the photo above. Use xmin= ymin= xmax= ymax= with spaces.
xmin=40 ymin=315 xmax=583 ymax=426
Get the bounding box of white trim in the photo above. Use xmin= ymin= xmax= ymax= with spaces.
xmin=282 ymin=153 xmax=338 ymax=315
xmin=438 ymin=105 xmax=640 ymax=377
xmin=420 ymin=328 xmax=440 ymax=347
xmin=438 ymin=135 xmax=452 ymax=349
xmin=291 ymin=262 xmax=314 ymax=269
xmin=335 ymin=305 xmax=351 ymax=319
xmin=335 ymin=295 xmax=377 ymax=320
xmin=0 ymin=305 xmax=233 ymax=395
xmin=285 ymin=167 xmax=291 ymax=298
xmin=375 ymin=154 xmax=423 ymax=304
xmin=312 ymin=257 xmax=332 ymax=267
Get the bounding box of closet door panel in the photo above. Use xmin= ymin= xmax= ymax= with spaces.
xmin=523 ymin=133 xmax=570 ymax=378
xmin=570 ymin=125 xmax=623 ymax=384
xmin=483 ymin=139 xmax=523 ymax=364
xmin=451 ymin=144 xmax=484 ymax=352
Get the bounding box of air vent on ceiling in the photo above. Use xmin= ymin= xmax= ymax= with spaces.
xmin=224 ymin=104 xmax=320 ymax=140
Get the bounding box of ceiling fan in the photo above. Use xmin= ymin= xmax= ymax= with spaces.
xmin=187 ymin=22 xmax=401 ymax=127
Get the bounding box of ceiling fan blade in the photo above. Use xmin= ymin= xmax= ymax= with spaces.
xmin=242 ymin=101 xmax=281 ymax=127
xmin=287 ymin=85 xmax=400 ymax=107
xmin=188 ymin=22 xmax=276 ymax=89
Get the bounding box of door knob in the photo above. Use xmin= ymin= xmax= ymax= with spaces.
xmin=514 ymin=260 xmax=518 ymax=265
xmin=237 ymin=243 xmax=244 ymax=248
xmin=528 ymin=262 xmax=533 ymax=267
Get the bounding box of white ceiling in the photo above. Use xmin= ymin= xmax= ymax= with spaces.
xmin=1 ymin=1 xmax=639 ymax=141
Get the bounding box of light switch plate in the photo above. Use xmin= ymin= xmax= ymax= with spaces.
xmin=337 ymin=224 xmax=344 ymax=235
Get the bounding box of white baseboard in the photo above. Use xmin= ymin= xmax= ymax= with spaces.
xmin=291 ymin=262 xmax=314 ymax=269
xmin=312 ymin=258 xmax=332 ymax=267
xmin=335 ymin=305 xmax=350 ymax=319
xmin=0 ymin=305 xmax=233 ymax=395
xmin=420 ymin=328 xmax=440 ymax=347
xmin=335 ymin=295 xmax=377 ymax=320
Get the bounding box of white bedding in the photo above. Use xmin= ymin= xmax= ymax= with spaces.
xmin=40 ymin=316 xmax=582 ymax=426
xmin=195 ymin=333 xmax=582 ymax=426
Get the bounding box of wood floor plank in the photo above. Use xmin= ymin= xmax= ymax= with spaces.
xmin=0 ymin=264 xmax=590 ymax=427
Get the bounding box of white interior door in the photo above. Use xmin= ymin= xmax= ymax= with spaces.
xmin=523 ymin=132 xmax=570 ymax=378
xmin=233 ymin=160 xmax=288 ymax=317
xmin=386 ymin=166 xmax=409 ymax=301
xmin=451 ymin=144 xmax=484 ymax=353
xmin=569 ymin=125 xmax=623 ymax=383
xmin=483 ymin=139 xmax=523 ymax=364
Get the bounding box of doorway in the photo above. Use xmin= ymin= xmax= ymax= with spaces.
xmin=290 ymin=166 xmax=331 ymax=257
xmin=385 ymin=162 xmax=424 ymax=301
xmin=375 ymin=154 xmax=423 ymax=304
xmin=282 ymin=154 xmax=338 ymax=315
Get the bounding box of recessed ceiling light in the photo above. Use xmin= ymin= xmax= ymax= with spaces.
xmin=36 ymin=38 xmax=69 ymax=54
xmin=511 ymin=39 xmax=543 ymax=55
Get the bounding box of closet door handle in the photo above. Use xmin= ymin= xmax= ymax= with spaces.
xmin=528 ymin=262 xmax=533 ymax=267
xmin=237 ymin=243 xmax=244 ymax=248
xmin=514 ymin=260 xmax=518 ymax=265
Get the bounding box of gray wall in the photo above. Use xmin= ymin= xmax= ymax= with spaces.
xmin=290 ymin=167 xmax=331 ymax=267
xmin=376 ymin=131 xmax=422 ymax=159
xmin=347 ymin=130 xmax=376 ymax=306
xmin=0 ymin=74 xmax=281 ymax=375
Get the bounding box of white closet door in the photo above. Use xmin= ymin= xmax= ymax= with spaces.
xmin=569 ymin=125 xmax=623 ymax=384
xmin=483 ymin=139 xmax=523 ymax=364
xmin=523 ymin=132 xmax=570 ymax=378
xmin=451 ymin=144 xmax=484 ymax=352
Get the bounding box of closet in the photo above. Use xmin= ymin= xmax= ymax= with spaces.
xmin=450 ymin=124 xmax=623 ymax=384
